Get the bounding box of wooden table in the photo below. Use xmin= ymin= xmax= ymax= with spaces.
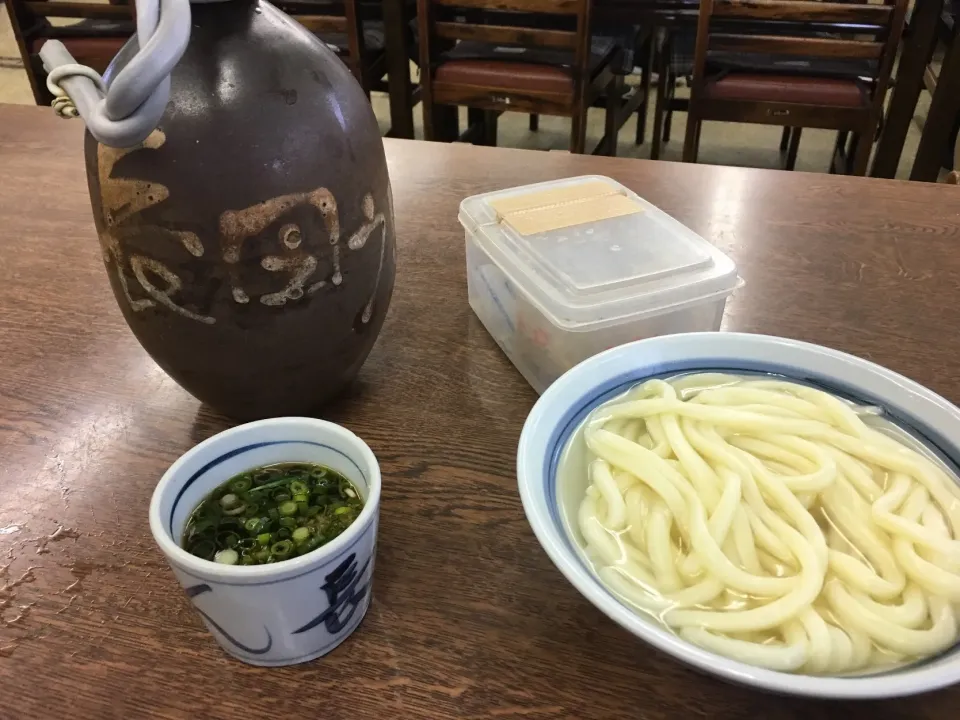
xmin=2 ymin=104 xmax=960 ymax=719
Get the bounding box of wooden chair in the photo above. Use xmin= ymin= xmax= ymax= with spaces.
xmin=946 ymin=136 xmax=960 ymax=183
xmin=529 ymin=25 xmax=653 ymax=146
xmin=278 ymin=1 xmax=381 ymax=92
xmin=416 ymin=0 xmax=642 ymax=154
xmin=2 ymin=0 xmax=134 ymax=106
xmin=910 ymin=1 xmax=960 ymax=176
xmin=278 ymin=1 xmax=421 ymax=137
xmin=650 ymin=21 xmax=695 ymax=160
xmin=683 ymin=0 xmax=909 ymax=175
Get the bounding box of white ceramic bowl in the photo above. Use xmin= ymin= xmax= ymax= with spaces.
xmin=516 ymin=332 xmax=960 ymax=698
xmin=149 ymin=417 xmax=381 ymax=667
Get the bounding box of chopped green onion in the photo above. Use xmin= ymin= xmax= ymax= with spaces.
xmin=271 ymin=540 xmax=294 ymax=559
xmin=214 ymin=548 xmax=239 ymax=565
xmin=290 ymin=480 xmax=309 ymax=495
xmin=182 ymin=462 xmax=364 ymax=566
xmin=230 ymin=477 xmax=253 ymax=492
xmin=292 ymin=527 xmax=311 ymax=543
xmin=219 ymin=493 xmax=240 ymax=509
xmin=297 ymin=535 xmax=324 ymax=555
xmin=188 ymin=518 xmax=216 ymax=535
xmin=244 ymin=517 xmax=262 ymax=533
xmin=217 ymin=531 xmax=241 ymax=549
xmin=248 ymin=477 xmax=296 ymax=494
xmin=188 ymin=539 xmax=216 ymax=560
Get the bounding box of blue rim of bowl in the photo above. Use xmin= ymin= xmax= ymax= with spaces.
xmin=542 ymin=358 xmax=960 ymax=678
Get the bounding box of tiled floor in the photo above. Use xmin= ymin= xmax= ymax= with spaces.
xmin=0 ymin=9 xmax=930 ymax=179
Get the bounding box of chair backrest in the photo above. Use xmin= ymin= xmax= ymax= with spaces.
xmin=275 ymin=1 xmax=367 ymax=83
xmin=12 ymin=0 xmax=132 ymax=22
xmin=689 ymin=0 xmax=909 ymax=110
xmin=3 ymin=0 xmax=135 ymax=104
xmin=417 ymin=0 xmax=596 ymax=102
xmin=7 ymin=0 xmax=133 ymax=38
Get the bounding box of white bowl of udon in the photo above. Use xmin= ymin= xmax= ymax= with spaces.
xmin=516 ymin=332 xmax=960 ymax=698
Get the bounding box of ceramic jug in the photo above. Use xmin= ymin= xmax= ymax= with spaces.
xmin=40 ymin=0 xmax=396 ymax=419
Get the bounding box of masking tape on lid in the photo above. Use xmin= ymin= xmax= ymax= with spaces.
xmin=488 ymin=179 xmax=643 ymax=236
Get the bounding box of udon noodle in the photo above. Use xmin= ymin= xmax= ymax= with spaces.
xmin=574 ymin=374 xmax=960 ymax=674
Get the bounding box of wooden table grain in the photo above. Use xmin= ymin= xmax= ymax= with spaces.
xmin=2 ymin=103 xmax=960 ymax=719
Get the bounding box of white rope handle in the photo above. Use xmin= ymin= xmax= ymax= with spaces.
xmin=47 ymin=64 xmax=107 ymax=119
xmin=38 ymin=0 xmax=192 ymax=148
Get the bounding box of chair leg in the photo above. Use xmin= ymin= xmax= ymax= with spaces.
xmin=636 ymin=35 xmax=655 ymax=145
xmin=483 ymin=110 xmax=498 ymax=147
xmin=604 ymin=75 xmax=623 ymax=157
xmin=571 ymin=107 xmax=588 ymax=154
xmin=651 ymin=49 xmax=669 ymax=160
xmin=682 ymin=112 xmax=701 ymax=163
xmin=837 ymin=130 xmax=850 ymax=158
xmin=467 ymin=107 xmax=483 ymax=144
xmin=429 ymin=104 xmax=458 ymax=143
xmin=664 ymin=75 xmax=677 ymax=144
xmin=422 ymin=98 xmax=436 ymax=141
xmin=529 ymin=114 xmax=539 ymax=132
xmin=780 ymin=126 xmax=791 ymax=152
xmin=830 ymin=131 xmax=845 ymax=174
xmin=466 ymin=108 xmax=498 ymax=146
xmin=850 ymin=130 xmax=874 ymax=176
xmin=785 ymin=127 xmax=802 ymax=171
xmin=845 ymin=134 xmax=861 ymax=173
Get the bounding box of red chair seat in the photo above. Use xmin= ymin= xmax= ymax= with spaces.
xmin=703 ymin=73 xmax=866 ymax=108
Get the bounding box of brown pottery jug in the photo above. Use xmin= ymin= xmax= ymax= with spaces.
xmin=41 ymin=0 xmax=396 ymax=419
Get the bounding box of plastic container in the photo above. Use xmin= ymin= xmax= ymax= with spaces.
xmin=459 ymin=175 xmax=740 ymax=393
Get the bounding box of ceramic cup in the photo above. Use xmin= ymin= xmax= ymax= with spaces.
xmin=149 ymin=417 xmax=381 ymax=666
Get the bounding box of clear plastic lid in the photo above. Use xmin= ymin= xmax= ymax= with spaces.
xmin=459 ymin=175 xmax=739 ymax=330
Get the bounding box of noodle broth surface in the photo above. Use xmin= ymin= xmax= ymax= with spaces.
xmin=557 ymin=372 xmax=960 ymax=676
